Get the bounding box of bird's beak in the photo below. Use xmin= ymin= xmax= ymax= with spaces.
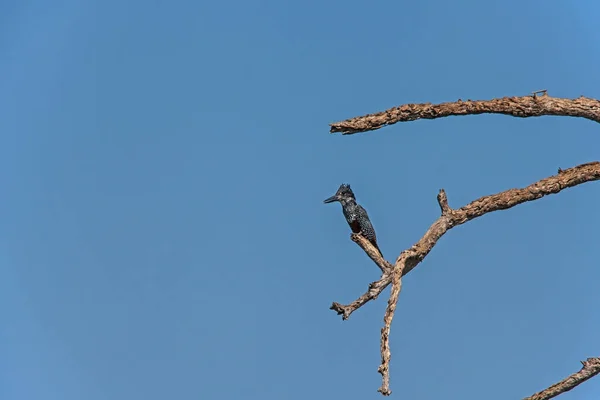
xmin=323 ymin=195 xmax=339 ymax=204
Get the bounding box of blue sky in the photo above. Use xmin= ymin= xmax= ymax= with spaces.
xmin=2 ymin=1 xmax=600 ymax=399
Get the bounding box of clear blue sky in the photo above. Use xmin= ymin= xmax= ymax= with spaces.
xmin=2 ymin=1 xmax=599 ymax=399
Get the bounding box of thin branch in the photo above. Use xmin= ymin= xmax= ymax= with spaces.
xmin=351 ymin=233 xmax=392 ymax=273
xmin=330 ymin=271 xmax=392 ymax=320
xmin=329 ymin=235 xmax=392 ymax=320
xmin=377 ymin=262 xmax=405 ymax=396
xmin=524 ymin=357 xmax=600 ymax=400
xmin=331 ymin=161 xmax=600 ymax=321
xmin=329 ymin=94 xmax=600 ymax=134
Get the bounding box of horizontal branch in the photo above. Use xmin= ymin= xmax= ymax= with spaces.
xmin=329 ymin=94 xmax=600 ymax=134
xmin=331 ymin=161 xmax=600 ymax=320
xmin=524 ymin=357 xmax=600 ymax=400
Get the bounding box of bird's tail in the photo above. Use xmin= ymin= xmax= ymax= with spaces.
xmin=371 ymin=240 xmax=383 ymax=257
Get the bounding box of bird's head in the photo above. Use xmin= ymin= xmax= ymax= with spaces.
xmin=323 ymin=183 xmax=356 ymax=204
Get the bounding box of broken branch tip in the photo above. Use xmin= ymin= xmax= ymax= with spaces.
xmin=437 ymin=188 xmax=451 ymax=215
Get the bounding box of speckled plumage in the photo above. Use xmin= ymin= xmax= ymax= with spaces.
xmin=324 ymin=184 xmax=381 ymax=254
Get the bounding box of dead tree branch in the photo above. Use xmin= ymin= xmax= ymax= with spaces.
xmin=329 ymin=94 xmax=600 ymax=134
xmin=331 ymin=161 xmax=600 ymax=320
xmin=330 ymin=161 xmax=600 ymax=394
xmin=524 ymin=357 xmax=600 ymax=400
xmin=377 ymin=266 xmax=402 ymax=395
xmin=330 ymin=270 xmax=391 ymax=320
xmin=351 ymin=233 xmax=392 ymax=273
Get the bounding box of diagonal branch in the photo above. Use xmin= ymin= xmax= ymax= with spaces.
xmin=329 ymin=235 xmax=393 ymax=319
xmin=352 ymin=161 xmax=600 ymax=395
xmin=331 ymin=161 xmax=600 ymax=321
xmin=524 ymin=357 xmax=600 ymax=400
xmin=329 ymin=93 xmax=600 ymax=134
xmin=350 ymin=233 xmax=393 ymax=273
xmin=330 ymin=271 xmax=392 ymax=320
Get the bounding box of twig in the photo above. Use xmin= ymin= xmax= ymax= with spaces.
xmin=531 ymin=89 xmax=548 ymax=98
xmin=330 ymin=271 xmax=392 ymax=320
xmin=329 ymin=94 xmax=600 ymax=134
xmin=330 ymin=161 xmax=600 ymax=394
xmin=524 ymin=357 xmax=600 ymax=400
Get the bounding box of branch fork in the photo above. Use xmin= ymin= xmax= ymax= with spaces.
xmin=327 ymin=92 xmax=600 ymax=397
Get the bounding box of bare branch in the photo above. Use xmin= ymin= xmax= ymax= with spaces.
xmin=329 ymin=94 xmax=600 ymax=134
xmin=332 ymin=161 xmax=600 ymax=396
xmin=377 ymin=262 xmax=405 ymax=396
xmin=524 ymin=357 xmax=600 ymax=400
xmin=330 ymin=271 xmax=391 ymax=320
xmin=328 ymin=89 xmax=600 ymax=396
xmin=437 ymin=188 xmax=452 ymax=215
xmin=351 ymin=233 xmax=392 ymax=273
xmin=331 ymin=161 xmax=600 ymax=320
xmin=399 ymin=161 xmax=600 ymax=276
xmin=376 ymin=162 xmax=600 ymax=395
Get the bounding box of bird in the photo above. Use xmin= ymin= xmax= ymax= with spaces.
xmin=323 ymin=183 xmax=381 ymax=254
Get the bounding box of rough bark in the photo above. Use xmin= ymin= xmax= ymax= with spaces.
xmin=330 ymin=159 xmax=600 ymax=395
xmin=331 ymin=161 xmax=600 ymax=321
xmin=328 ymin=92 xmax=600 ymax=397
xmin=524 ymin=358 xmax=600 ymax=400
xmin=330 ymin=93 xmax=600 ymax=135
